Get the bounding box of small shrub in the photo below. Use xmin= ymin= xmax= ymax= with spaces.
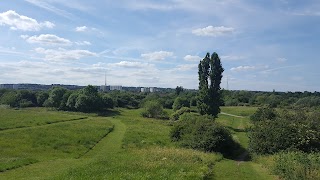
xmin=141 ymin=101 xmax=169 ymax=119
xmin=170 ymin=113 xmax=236 ymax=155
xmin=170 ymin=107 xmax=191 ymax=121
xmin=19 ymin=99 xmax=34 ymax=108
xmin=172 ymin=97 xmax=190 ymax=111
xmin=250 ymin=106 xmax=277 ymax=122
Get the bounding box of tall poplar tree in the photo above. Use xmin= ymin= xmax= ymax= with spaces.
xmin=197 ymin=52 xmax=224 ymax=117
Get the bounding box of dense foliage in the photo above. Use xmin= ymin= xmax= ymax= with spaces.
xmin=170 ymin=107 xmax=191 ymax=121
xmin=222 ymin=90 xmax=320 ymax=108
xmin=274 ymin=151 xmax=320 ymax=180
xmin=172 ymin=97 xmax=190 ymax=111
xmin=170 ymin=113 xmax=236 ymax=155
xmin=141 ymin=100 xmax=169 ymax=119
xmin=249 ymin=107 xmax=320 ymax=154
xmin=197 ymin=52 xmax=224 ymax=117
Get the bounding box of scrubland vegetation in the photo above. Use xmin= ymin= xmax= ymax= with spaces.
xmin=1 ymin=53 xmax=319 ymax=179
xmin=1 ymin=85 xmax=320 ymax=179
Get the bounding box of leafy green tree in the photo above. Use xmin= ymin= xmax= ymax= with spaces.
xmin=0 ymin=91 xmax=18 ymax=107
xmin=172 ymin=97 xmax=190 ymax=111
xmin=74 ymin=85 xmax=103 ymax=112
xmin=102 ymin=94 xmax=114 ymax=109
xmin=66 ymin=92 xmax=78 ymax=110
xmin=45 ymin=87 xmax=68 ymax=108
xmin=16 ymin=90 xmax=37 ymax=106
xmin=197 ymin=52 xmax=224 ymax=117
xmin=175 ymin=86 xmax=184 ymax=95
xmin=59 ymin=91 xmax=72 ymax=110
xmin=36 ymin=91 xmax=49 ymax=107
xmin=249 ymin=109 xmax=320 ymax=154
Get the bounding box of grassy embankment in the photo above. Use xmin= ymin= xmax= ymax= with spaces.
xmin=0 ymin=106 xmax=277 ymax=179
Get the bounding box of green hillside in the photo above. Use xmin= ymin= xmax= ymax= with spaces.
xmin=0 ymin=107 xmax=277 ymax=179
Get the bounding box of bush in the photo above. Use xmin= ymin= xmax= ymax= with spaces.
xmin=249 ymin=109 xmax=320 ymax=154
xmin=170 ymin=114 xmax=236 ymax=155
xmin=170 ymin=107 xmax=191 ymax=121
xmin=19 ymin=99 xmax=34 ymax=108
xmin=274 ymin=151 xmax=320 ymax=180
xmin=172 ymin=97 xmax=190 ymax=111
xmin=141 ymin=101 xmax=169 ymax=119
xmin=250 ymin=106 xmax=277 ymax=122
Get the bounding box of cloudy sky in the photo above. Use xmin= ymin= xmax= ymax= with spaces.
xmin=0 ymin=0 xmax=319 ymax=91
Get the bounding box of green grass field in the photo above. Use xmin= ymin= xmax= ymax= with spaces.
xmin=221 ymin=106 xmax=258 ymax=117
xmin=0 ymin=106 xmax=278 ymax=179
xmin=0 ymin=108 xmax=88 ymax=130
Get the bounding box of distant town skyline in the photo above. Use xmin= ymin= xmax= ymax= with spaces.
xmin=0 ymin=1 xmax=320 ymax=92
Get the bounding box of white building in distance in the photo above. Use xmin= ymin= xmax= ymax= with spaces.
xmin=110 ymin=85 xmax=122 ymax=91
xmin=141 ymin=87 xmax=157 ymax=93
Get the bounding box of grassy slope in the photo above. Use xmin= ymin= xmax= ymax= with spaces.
xmin=0 ymin=108 xmax=223 ymax=179
xmin=53 ymin=109 xmax=223 ymax=179
xmin=0 ymin=106 xmax=278 ymax=179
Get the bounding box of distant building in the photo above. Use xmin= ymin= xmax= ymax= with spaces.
xmin=150 ymin=87 xmax=157 ymax=92
xmin=0 ymin=84 xmax=14 ymax=89
xmin=140 ymin=87 xmax=157 ymax=93
xmin=100 ymin=85 xmax=109 ymax=92
xmin=110 ymin=85 xmax=122 ymax=91
xmin=141 ymin=87 xmax=148 ymax=93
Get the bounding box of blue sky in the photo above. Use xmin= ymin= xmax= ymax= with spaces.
xmin=0 ymin=0 xmax=319 ymax=91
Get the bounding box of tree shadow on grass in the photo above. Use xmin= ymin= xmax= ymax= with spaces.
xmin=97 ymin=109 xmax=121 ymax=117
xmin=223 ymin=142 xmax=251 ymax=161
xmin=226 ymin=126 xmax=249 ymax=133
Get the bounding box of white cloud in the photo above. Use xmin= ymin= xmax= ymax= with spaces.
xmin=192 ymin=26 xmax=234 ymax=37
xmin=25 ymin=0 xmax=74 ymax=19
xmin=125 ymin=2 xmax=175 ymax=11
xmin=0 ymin=10 xmax=54 ymax=31
xmin=184 ymin=55 xmax=202 ymax=61
xmin=221 ymin=55 xmax=245 ymax=61
xmin=277 ymin=57 xmax=287 ymax=63
xmin=174 ymin=64 xmax=198 ymax=71
xmin=20 ymin=35 xmax=29 ymax=39
xmin=75 ymin=41 xmax=91 ymax=46
xmin=75 ymin=26 xmax=88 ymax=32
xmin=141 ymin=51 xmax=173 ymax=61
xmin=41 ymin=21 xmax=55 ymax=28
xmin=25 ymin=34 xmax=72 ymax=46
xmin=35 ymin=47 xmax=97 ymax=61
xmin=230 ymin=66 xmax=256 ymax=72
xmin=111 ymin=61 xmax=152 ymax=69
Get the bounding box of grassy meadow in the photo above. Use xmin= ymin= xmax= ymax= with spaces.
xmin=0 ymin=106 xmax=278 ymax=179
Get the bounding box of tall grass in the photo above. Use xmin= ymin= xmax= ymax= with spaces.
xmin=0 ymin=107 xmax=280 ymax=179
xmin=0 ymin=117 xmax=113 ymax=172
xmin=274 ymin=151 xmax=320 ymax=180
xmin=0 ymin=108 xmax=87 ymax=130
xmin=54 ymin=147 xmax=223 ymax=180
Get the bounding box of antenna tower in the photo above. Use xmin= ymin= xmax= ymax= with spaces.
xmin=104 ymin=71 xmax=107 ymax=86
xmin=227 ymin=76 xmax=229 ymax=90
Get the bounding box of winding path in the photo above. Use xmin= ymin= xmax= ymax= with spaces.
xmin=0 ymin=118 xmax=126 ymax=180
xmin=220 ymin=112 xmax=245 ymax=118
